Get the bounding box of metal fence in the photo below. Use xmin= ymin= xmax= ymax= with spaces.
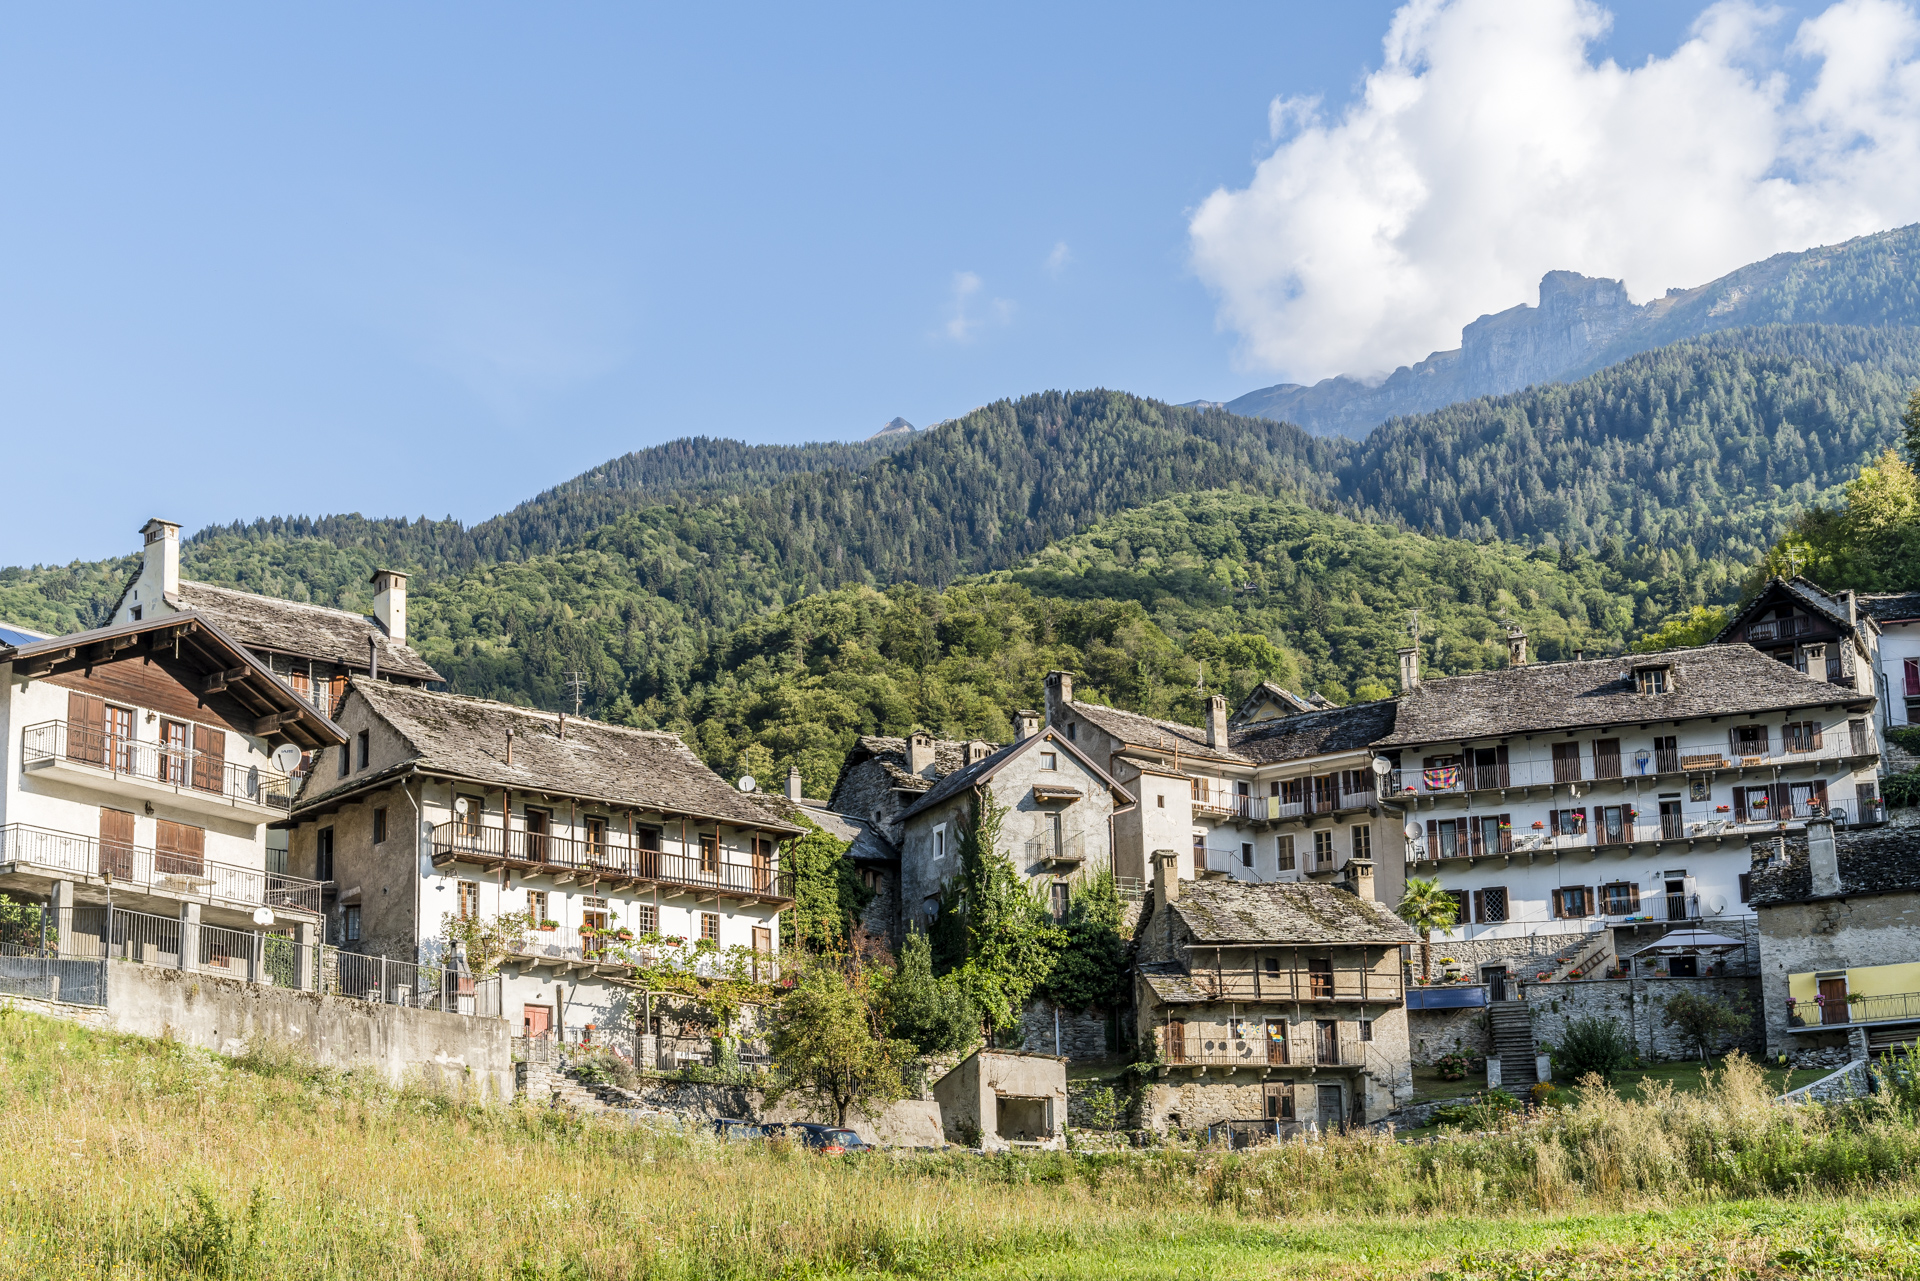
xmin=0 ymin=903 xmax=502 ymax=1017
xmin=0 ymin=824 xmax=323 ymax=916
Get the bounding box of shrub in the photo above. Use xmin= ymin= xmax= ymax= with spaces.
xmin=1553 ymin=1016 xmax=1634 ymax=1083
xmin=1659 ymin=990 xmax=1752 ymax=1062
xmin=1429 ymin=1090 xmax=1522 ymax=1130
xmin=1883 ymin=767 xmax=1920 ymax=809
xmin=1435 ymin=1050 xmax=1477 ymax=1081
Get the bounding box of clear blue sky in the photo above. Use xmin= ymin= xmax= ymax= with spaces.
xmin=0 ymin=2 xmax=1757 ymax=565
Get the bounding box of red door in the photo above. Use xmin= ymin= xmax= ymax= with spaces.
xmin=522 ymin=1004 xmax=553 ymax=1039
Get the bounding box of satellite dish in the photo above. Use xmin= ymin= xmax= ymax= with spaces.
xmin=1707 ymin=894 xmax=1728 ymax=915
xmin=270 ymin=744 xmax=302 ymax=774
xmin=252 ymin=907 xmax=275 ymax=927
xmin=1370 ymin=757 xmax=1391 ymax=776
xmin=738 ymin=776 xmax=757 ymax=793
xmin=453 ymin=797 xmax=470 ymax=815
xmin=1404 ymin=822 xmax=1422 ymax=840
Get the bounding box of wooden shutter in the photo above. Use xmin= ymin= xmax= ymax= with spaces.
xmin=1733 ymin=789 xmax=1748 ymax=822
xmin=1809 ymin=721 xmax=1823 ymax=750
xmin=1550 ymin=888 xmax=1563 ymax=918
xmin=1628 ymin=884 xmax=1641 ymax=912
xmin=1814 ymin=779 xmax=1829 ymax=810
xmin=155 ymin=820 xmax=205 ymax=877
xmin=66 ymin=692 xmax=106 ymax=765
xmin=1498 ymin=814 xmax=1512 ymax=852
xmin=1737 ymin=873 xmax=1751 ymax=903
xmin=190 ymin=725 xmax=226 ymax=794
xmin=1471 ymin=890 xmax=1484 ymax=923
xmin=1166 ymin=1020 xmax=1185 ymax=1062
xmin=99 ymin=807 xmax=136 ymax=880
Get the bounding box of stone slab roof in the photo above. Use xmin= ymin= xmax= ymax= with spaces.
xmin=1137 ymin=962 xmax=1215 ymax=1005
xmin=1861 ymin=592 xmax=1920 ymax=624
xmin=1070 ymin=701 xmax=1245 ymax=763
xmin=1748 ymin=817 xmax=1920 ymax=907
xmin=1712 ymin=576 xmax=1873 ymax=645
xmin=294 ymin=680 xmax=799 ymax=832
xmin=1375 ymin=644 xmax=1863 ymax=748
xmin=176 ymin=580 xmax=442 ymax=682
xmin=797 ymin=803 xmax=899 ymax=863
xmin=899 ymin=727 xmax=1133 ymax=821
xmin=1169 ymin=879 xmax=1416 ymax=945
xmin=1233 ymin=700 xmax=1398 ymax=765
xmin=829 ymin=734 xmax=973 ymax=803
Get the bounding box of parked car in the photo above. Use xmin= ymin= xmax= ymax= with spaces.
xmin=767 ymin=1122 xmax=874 ymax=1153
xmin=711 ymin=1118 xmax=765 ymax=1141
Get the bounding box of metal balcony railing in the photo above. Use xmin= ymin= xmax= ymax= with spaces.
xmin=1181 ymin=962 xmax=1403 ymax=1004
xmin=430 ymin=822 xmax=794 ymax=901
xmin=1023 ymin=830 xmax=1087 ymax=866
xmin=1167 ymin=1037 xmax=1365 ymax=1068
xmin=1386 ymin=735 xmax=1870 ymax=799
xmin=22 ymin=721 xmax=294 ymax=813
xmin=0 ymin=823 xmax=323 ymax=915
xmin=1788 ymin=990 xmax=1920 ymax=1029
xmin=1195 ymin=787 xmax=1378 ymax=823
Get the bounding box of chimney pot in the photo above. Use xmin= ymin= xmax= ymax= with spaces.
xmin=1015 ymin=711 xmax=1041 ymax=743
xmin=1507 ymin=629 xmax=1528 ymax=667
xmin=1345 ymin=858 xmax=1376 ymax=902
xmin=136 ymin=518 xmax=181 ymax=610
xmin=785 ymin=764 xmax=803 ymax=802
xmin=369 ymin=568 xmax=409 ymax=645
xmin=367 ymin=634 xmax=379 ymax=681
xmin=1397 ymin=646 xmax=1421 ymax=693
xmin=1206 ymin=695 xmax=1228 ymax=749
xmin=1151 ymin=849 xmax=1180 ymax=912
xmin=505 ymin=726 xmax=515 ymax=766
xmin=1808 ymin=819 xmax=1840 ymax=896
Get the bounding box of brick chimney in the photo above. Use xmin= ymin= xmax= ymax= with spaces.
xmin=1045 ymin=670 xmax=1074 ymax=725
xmin=1398 ymin=646 xmax=1420 ymax=692
xmin=369 ymin=569 xmax=408 ymax=644
xmin=1507 ymin=628 xmax=1528 ymax=667
xmin=1807 ymin=819 xmax=1840 ymax=896
xmin=1015 ymin=710 xmax=1042 ymax=742
xmin=1206 ymin=694 xmax=1228 ymax=748
xmin=785 ymin=764 xmax=803 ymax=802
xmin=906 ymin=730 xmax=935 ymax=776
xmin=1151 ymin=849 xmax=1180 ymax=913
xmin=132 ymin=518 xmax=181 ymax=616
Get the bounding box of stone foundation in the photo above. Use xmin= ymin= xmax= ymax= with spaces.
xmin=1408 ymin=1006 xmax=1492 ymax=1065
xmin=1015 ymin=1001 xmax=1112 ymax=1061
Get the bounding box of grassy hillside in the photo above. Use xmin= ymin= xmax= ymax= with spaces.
xmin=2 ymin=1009 xmax=1918 ymax=1279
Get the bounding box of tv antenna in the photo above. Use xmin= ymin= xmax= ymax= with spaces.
xmin=1784 ymin=546 xmax=1805 ymax=579
xmin=1407 ymin=608 xmax=1422 ymax=641
xmin=564 ymin=670 xmax=588 ymax=716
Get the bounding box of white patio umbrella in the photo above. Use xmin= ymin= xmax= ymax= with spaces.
xmin=1628 ymin=930 xmax=1745 ymax=956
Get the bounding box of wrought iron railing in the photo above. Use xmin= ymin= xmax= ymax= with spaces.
xmin=1788 ymin=990 xmax=1920 ymax=1028
xmin=430 ymin=822 xmax=793 ymax=900
xmin=0 ymin=823 xmax=323 ymax=915
xmin=1387 ymin=735 xmax=1868 ymax=798
xmin=22 ymin=721 xmax=294 ymax=813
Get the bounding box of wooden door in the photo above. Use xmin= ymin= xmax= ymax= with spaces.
xmin=1165 ymin=1019 xmax=1185 ymax=1063
xmin=1265 ymin=1018 xmax=1288 ymax=1064
xmin=752 ymin=925 xmax=772 ymax=979
xmin=1307 ymin=957 xmax=1333 ymax=1000
xmin=99 ymin=808 xmax=136 ymax=880
xmin=1819 ymin=978 xmax=1850 ymax=1025
xmin=66 ymin=692 xmax=106 ymax=765
xmin=699 ymin=832 xmax=719 ymax=873
xmin=1316 ymin=1018 xmax=1338 ymax=1064
xmin=190 ymin=725 xmax=226 ymax=794
xmin=752 ymin=837 xmax=774 ymax=889
xmin=1552 ymin=741 xmax=1581 ymax=782
xmin=158 ymin=720 xmax=188 ymax=784
xmin=524 ymin=809 xmax=549 ymax=862
xmin=522 ymin=1004 xmax=552 ymax=1039
xmin=155 ymin=820 xmax=206 ymax=878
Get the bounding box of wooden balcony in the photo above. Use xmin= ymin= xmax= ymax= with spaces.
xmin=429 ymin=822 xmax=793 ymax=904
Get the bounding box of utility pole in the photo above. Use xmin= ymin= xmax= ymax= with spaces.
xmin=564 ymin=671 xmax=588 ymax=717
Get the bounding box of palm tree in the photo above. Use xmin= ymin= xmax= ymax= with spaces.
xmin=1396 ymin=877 xmax=1459 ymax=980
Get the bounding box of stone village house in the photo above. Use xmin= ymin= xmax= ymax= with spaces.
xmin=1749 ymin=815 xmax=1920 ymax=1066
xmin=280 ymin=680 xmax=802 ymax=1060
xmin=1132 ymin=863 xmax=1416 ymax=1134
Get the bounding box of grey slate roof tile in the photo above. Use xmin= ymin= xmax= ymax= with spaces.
xmin=1861 ymin=592 xmax=1920 ymax=623
xmin=1070 ymin=702 xmax=1244 ymax=762
xmin=1168 ymin=879 xmax=1416 ymax=945
xmin=176 ymin=580 xmax=442 ymax=682
xmin=294 ymin=680 xmax=800 ymax=831
xmin=1375 ymin=644 xmax=1864 ymax=747
xmin=1233 ymin=700 xmax=1398 ymax=764
xmin=1748 ymin=817 xmax=1920 ymax=906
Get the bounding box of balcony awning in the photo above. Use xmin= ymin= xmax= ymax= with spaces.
xmin=1030 ymin=785 xmax=1084 ymax=802
xmin=1628 ymin=930 xmax=1746 ymax=956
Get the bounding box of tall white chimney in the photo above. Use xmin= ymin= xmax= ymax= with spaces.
xmin=1807 ymin=819 xmax=1841 ymax=897
xmin=785 ymin=764 xmax=804 ymax=802
xmin=370 ymin=569 xmax=408 ymax=644
xmin=907 ymin=730 xmax=936 ymax=775
xmin=135 ymin=518 xmax=181 ymax=613
xmin=1398 ymin=646 xmax=1421 ymax=693
xmin=1015 ymin=710 xmax=1041 ymax=742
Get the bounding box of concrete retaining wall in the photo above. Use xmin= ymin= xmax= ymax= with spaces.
xmin=104 ymin=964 xmax=514 ymax=1099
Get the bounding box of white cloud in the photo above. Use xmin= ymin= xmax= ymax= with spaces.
xmin=1189 ymin=0 xmax=1920 ymax=382
xmin=1046 ymin=241 xmax=1072 ymax=275
xmin=942 ymin=270 xmax=1015 ymax=342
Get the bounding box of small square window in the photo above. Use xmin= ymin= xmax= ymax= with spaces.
xmin=1359 ymin=1019 xmax=1374 ymax=1043
xmin=372 ymin=807 xmax=388 ymax=845
xmin=1156 ymin=794 xmax=1165 ymax=808
xmin=1040 ymin=751 xmax=1057 ymax=770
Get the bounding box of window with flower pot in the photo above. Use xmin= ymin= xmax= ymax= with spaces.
xmin=700 ymin=912 xmax=720 ymax=942
xmin=1549 ymin=808 xmax=1587 ymax=838
xmin=526 ymin=890 xmax=549 ymax=925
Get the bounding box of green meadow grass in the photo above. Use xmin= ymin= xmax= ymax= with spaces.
xmin=2 ymin=1005 xmax=1917 ymax=1279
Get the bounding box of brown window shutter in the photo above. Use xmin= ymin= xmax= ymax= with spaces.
xmin=1471 ymin=890 xmax=1484 ymax=922
xmin=1426 ymin=820 xmax=1437 ymax=855
xmin=1628 ymin=884 xmax=1641 ymax=912
xmin=1810 ymin=721 xmax=1823 ymax=749
xmin=1495 ymin=744 xmax=1510 ymax=787
xmin=1499 ymin=814 xmax=1512 ymax=852
xmin=1814 ymin=778 xmax=1829 ymax=808
xmin=1550 ymin=888 xmax=1563 ymax=918
xmin=1587 ymin=887 xmax=1599 ymax=918
xmin=191 ymin=725 xmax=227 ymax=794
xmin=156 ymin=819 xmax=206 ymax=876
xmin=67 ymin=692 xmax=106 ymax=765
xmin=1734 ymin=790 xmax=1748 ymax=822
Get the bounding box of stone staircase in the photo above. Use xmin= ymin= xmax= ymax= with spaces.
xmin=1489 ymin=1002 xmax=1538 ymax=1088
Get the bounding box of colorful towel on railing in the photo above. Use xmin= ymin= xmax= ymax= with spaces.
xmin=1422 ymin=765 xmax=1461 ymax=791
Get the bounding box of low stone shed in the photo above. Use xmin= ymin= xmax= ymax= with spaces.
xmin=932 ymin=1048 xmax=1067 ymax=1150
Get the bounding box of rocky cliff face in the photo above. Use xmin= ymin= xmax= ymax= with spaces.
xmin=1226 ymin=224 xmax=1920 ymax=439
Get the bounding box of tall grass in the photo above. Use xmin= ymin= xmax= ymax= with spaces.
xmin=2 ymin=1006 xmax=1918 ymax=1278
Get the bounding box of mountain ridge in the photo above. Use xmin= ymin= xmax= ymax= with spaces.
xmin=1227 ymin=223 xmax=1920 ymax=439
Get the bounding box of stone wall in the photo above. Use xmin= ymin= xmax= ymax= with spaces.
xmin=1756 ymin=888 xmax=1920 ymax=1059
xmin=1519 ymin=974 xmax=1764 ymax=1064
xmin=104 ymin=963 xmax=514 ymax=1098
xmin=1015 ymin=1000 xmax=1111 ymax=1061
xmin=1411 ymin=927 xmax=1595 ymax=981
xmin=1408 ymin=1006 xmax=1491 ymax=1065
